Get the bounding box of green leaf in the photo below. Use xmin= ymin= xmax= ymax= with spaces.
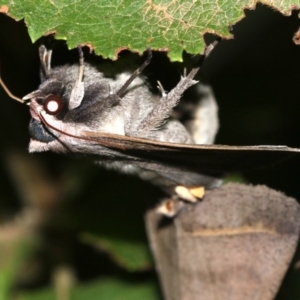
xmin=0 ymin=225 xmax=36 ymax=300
xmin=1 ymin=0 xmax=298 ymax=60
xmin=17 ymin=278 xmax=160 ymax=300
xmin=71 ymin=278 xmax=160 ymax=300
xmin=16 ymin=288 xmax=56 ymax=300
xmin=55 ymin=167 xmax=155 ymax=271
xmin=80 ymin=233 xmax=152 ymax=271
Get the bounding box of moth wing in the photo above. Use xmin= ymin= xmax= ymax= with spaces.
xmin=83 ymin=131 xmax=300 ymax=176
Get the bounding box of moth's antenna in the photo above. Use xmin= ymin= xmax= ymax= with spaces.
xmin=116 ymin=48 xmax=152 ymax=98
xmin=0 ymin=66 xmax=25 ymax=104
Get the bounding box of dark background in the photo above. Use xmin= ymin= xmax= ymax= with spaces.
xmin=1 ymin=3 xmax=300 ymax=298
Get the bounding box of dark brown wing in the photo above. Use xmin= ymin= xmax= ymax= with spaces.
xmin=83 ymin=131 xmax=300 ymax=176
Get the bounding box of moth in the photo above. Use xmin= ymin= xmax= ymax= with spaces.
xmin=1 ymin=45 xmax=300 ymax=207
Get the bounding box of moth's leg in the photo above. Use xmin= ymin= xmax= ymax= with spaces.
xmin=76 ymin=45 xmax=84 ymax=82
xmin=39 ymin=45 xmax=52 ymax=80
xmin=135 ymin=68 xmax=200 ymax=134
xmin=116 ymin=48 xmax=152 ymax=98
xmin=156 ymin=186 xmax=205 ymax=217
xmin=125 ymin=41 xmax=220 ymax=136
xmin=156 ymin=197 xmax=184 ymax=217
xmin=134 ymin=39 xmax=221 ymax=135
xmin=174 ymin=185 xmax=205 ymax=202
xmin=68 ymin=46 xmax=85 ymax=110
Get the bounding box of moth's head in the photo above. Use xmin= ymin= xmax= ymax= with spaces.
xmin=24 ymin=78 xmax=66 ymax=145
xmin=22 ymin=45 xmax=88 ymax=153
xmin=1 ymin=44 xmax=148 ymax=154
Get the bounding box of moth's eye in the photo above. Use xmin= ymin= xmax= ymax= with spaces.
xmin=44 ymin=94 xmax=63 ymax=115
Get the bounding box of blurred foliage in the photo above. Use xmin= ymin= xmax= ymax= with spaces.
xmin=16 ymin=278 xmax=159 ymax=300
xmin=80 ymin=233 xmax=152 ymax=272
xmin=0 ymin=2 xmax=300 ymax=300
